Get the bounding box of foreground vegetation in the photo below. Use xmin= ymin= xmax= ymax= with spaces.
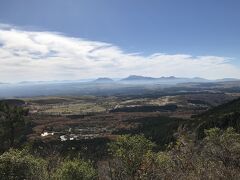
xmin=0 ymin=128 xmax=239 ymax=179
xmin=0 ymin=97 xmax=240 ymax=179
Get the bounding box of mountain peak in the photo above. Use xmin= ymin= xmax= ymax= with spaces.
xmin=94 ymin=77 xmax=114 ymax=83
xmin=160 ymin=76 xmax=176 ymax=79
xmin=121 ymin=75 xmax=155 ymax=81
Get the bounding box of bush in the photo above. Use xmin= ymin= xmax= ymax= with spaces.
xmin=53 ymin=158 xmax=97 ymax=180
xmin=107 ymin=128 xmax=240 ymax=179
xmin=202 ymin=127 xmax=240 ymax=169
xmin=155 ymin=127 xmax=240 ymax=179
xmin=0 ymin=149 xmax=47 ymax=180
xmin=108 ymin=134 xmax=155 ymax=179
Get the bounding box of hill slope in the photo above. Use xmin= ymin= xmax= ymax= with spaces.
xmin=192 ymin=97 xmax=240 ymax=138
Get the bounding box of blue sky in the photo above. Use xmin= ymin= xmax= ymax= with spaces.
xmin=0 ymin=0 xmax=240 ymax=82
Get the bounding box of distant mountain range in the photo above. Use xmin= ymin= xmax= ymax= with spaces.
xmin=0 ymin=75 xmax=240 ymax=98
xmin=1 ymin=76 xmax=239 ymax=86
xmin=216 ymin=78 xmax=240 ymax=82
xmin=119 ymin=75 xmax=210 ymax=84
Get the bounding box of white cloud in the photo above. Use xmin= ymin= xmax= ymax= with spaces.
xmin=0 ymin=24 xmax=240 ymax=82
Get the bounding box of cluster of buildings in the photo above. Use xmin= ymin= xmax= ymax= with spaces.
xmin=41 ymin=127 xmax=113 ymax=141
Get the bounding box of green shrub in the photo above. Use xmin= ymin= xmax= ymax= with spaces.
xmin=108 ymin=134 xmax=155 ymax=179
xmin=0 ymin=149 xmax=47 ymax=180
xmin=53 ymin=158 xmax=97 ymax=180
xmin=157 ymin=127 xmax=240 ymax=179
xmin=107 ymin=129 xmax=240 ymax=179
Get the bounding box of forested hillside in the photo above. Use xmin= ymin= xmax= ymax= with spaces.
xmin=192 ymin=98 xmax=240 ymax=138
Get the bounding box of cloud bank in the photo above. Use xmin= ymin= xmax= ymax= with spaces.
xmin=0 ymin=24 xmax=240 ymax=82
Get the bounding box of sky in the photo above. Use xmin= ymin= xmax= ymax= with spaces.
xmin=0 ymin=0 xmax=240 ymax=82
